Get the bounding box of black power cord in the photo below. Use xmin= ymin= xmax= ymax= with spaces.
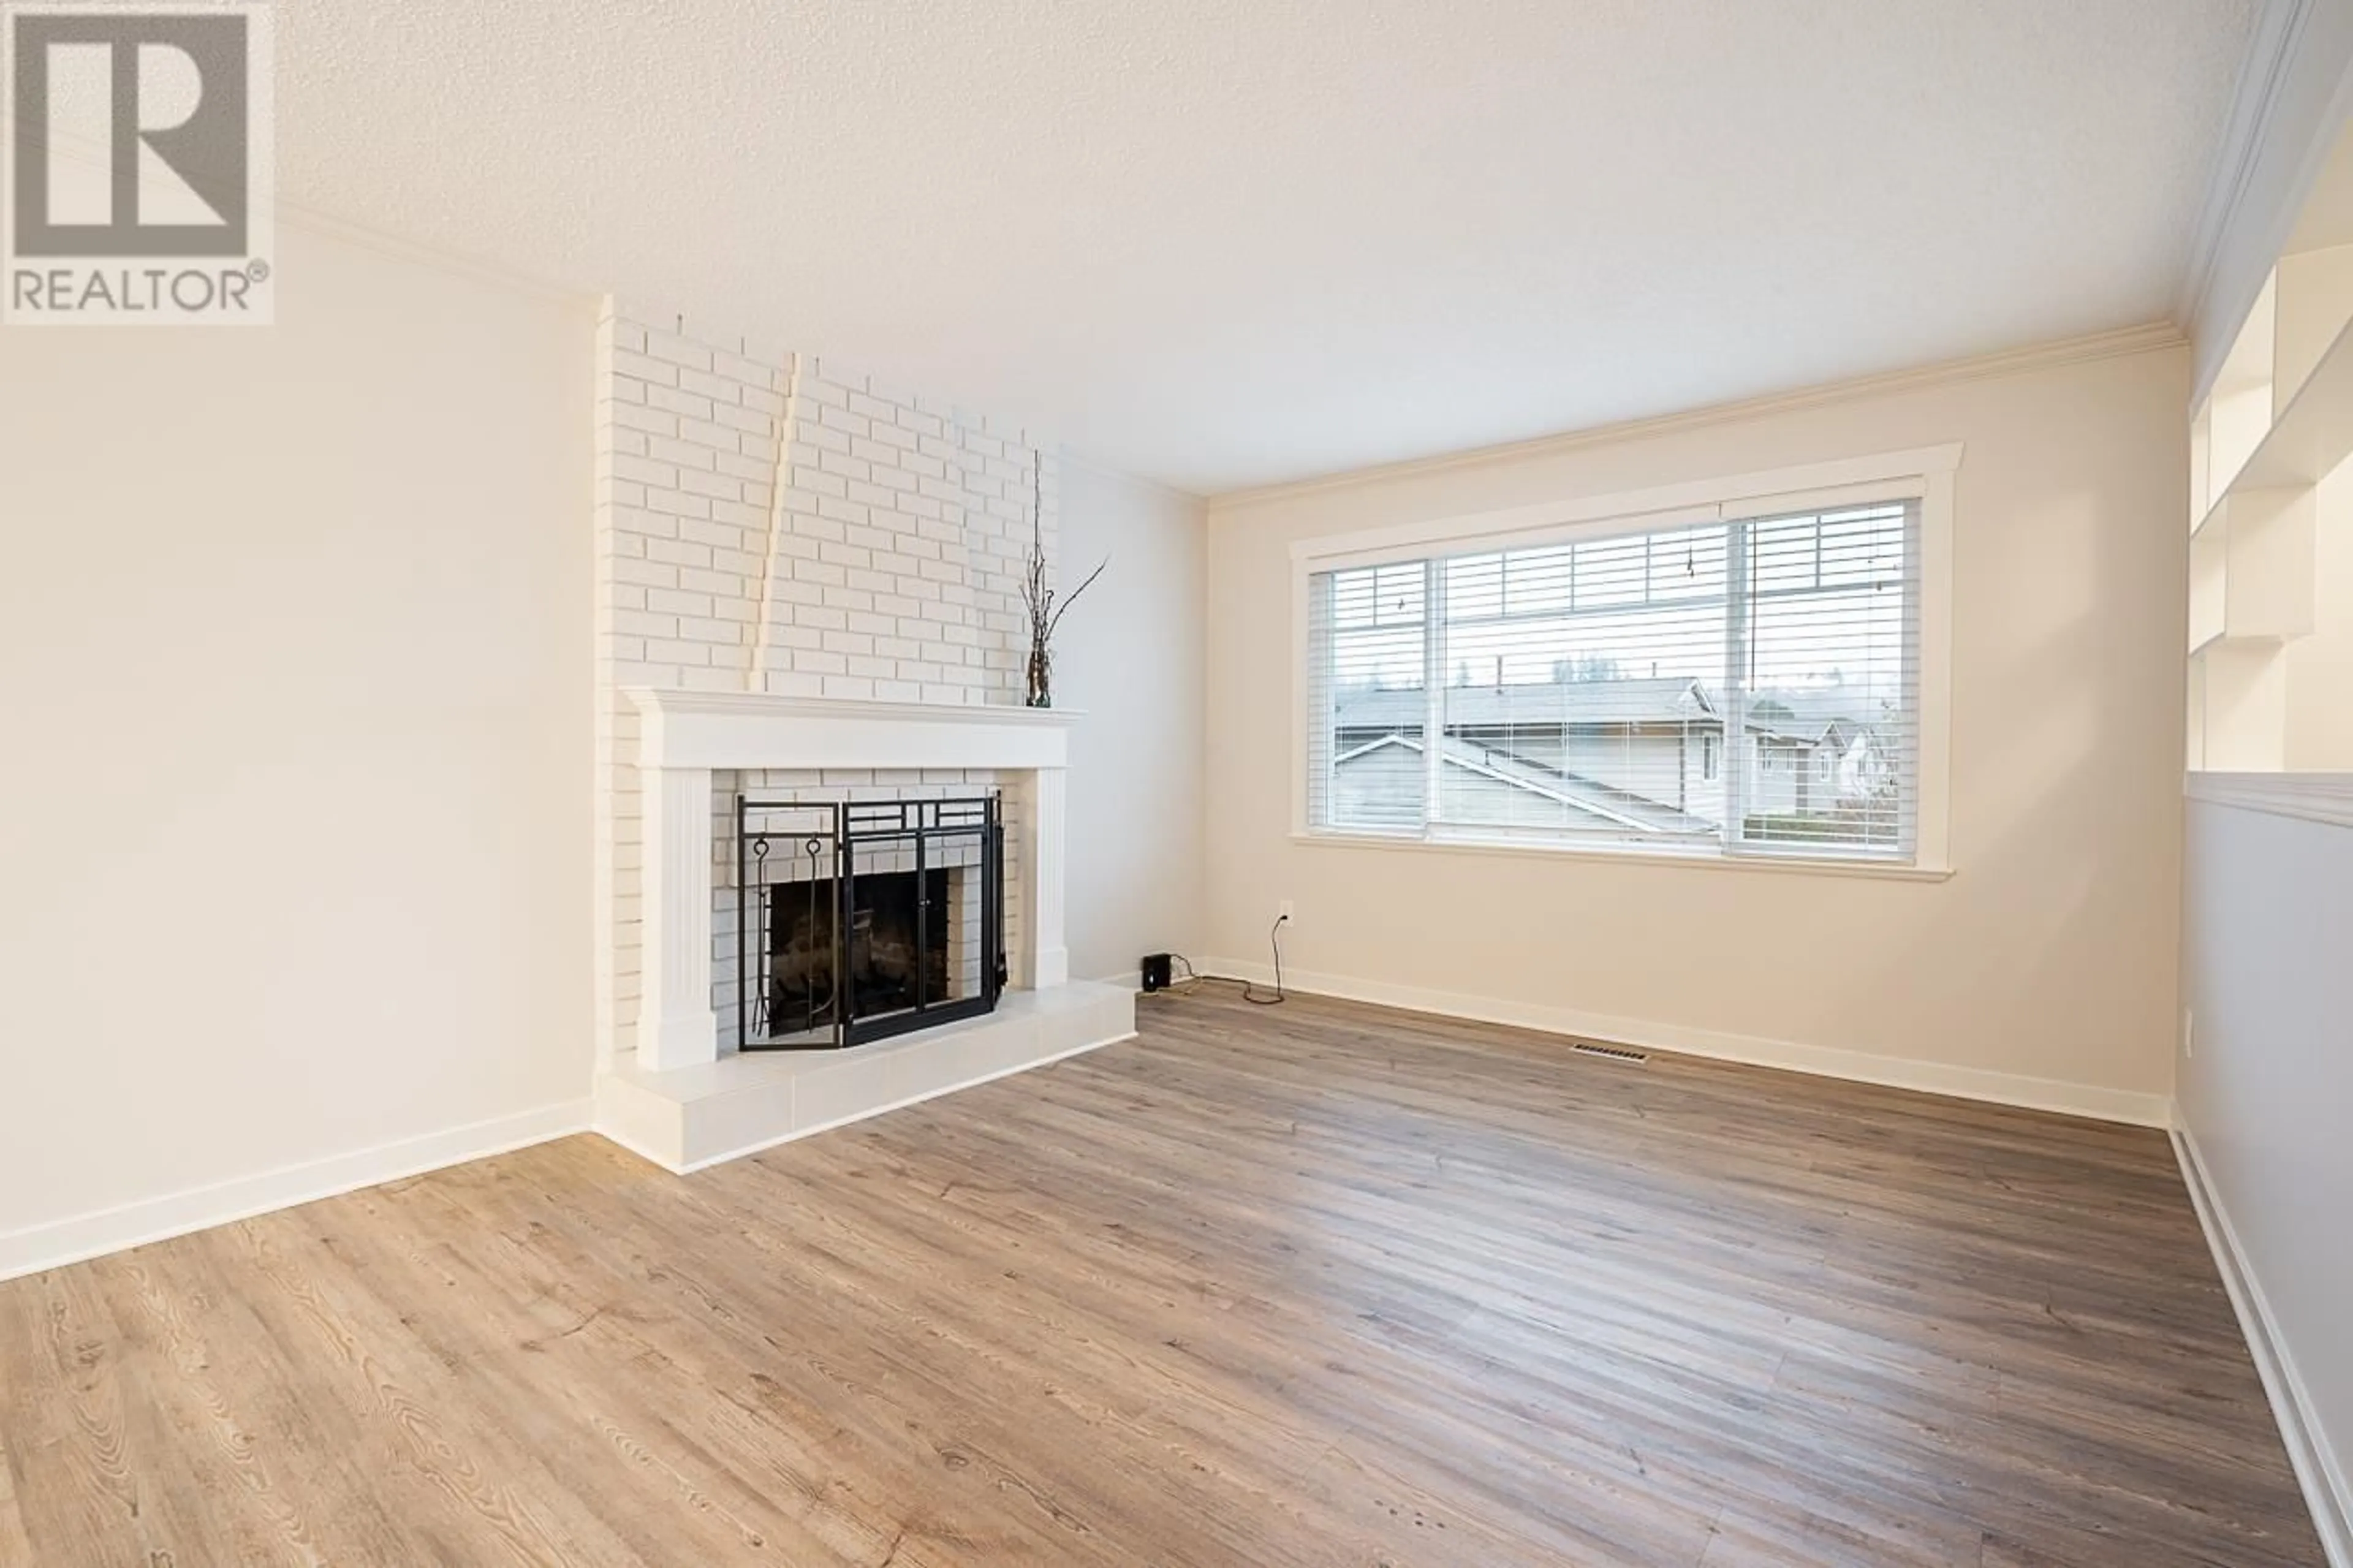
xmin=1164 ymin=954 xmax=1204 ymax=995
xmin=1242 ymin=914 xmax=1288 ymax=1006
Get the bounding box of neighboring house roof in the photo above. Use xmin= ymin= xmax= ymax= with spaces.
xmin=1742 ymin=686 xmax=1876 ymax=744
xmin=1333 ymin=732 xmax=1715 ymax=836
xmin=1335 ymin=676 xmax=1715 ymax=732
xmin=1334 ymin=676 xmax=1875 ymax=744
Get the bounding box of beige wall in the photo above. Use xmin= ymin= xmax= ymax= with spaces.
xmin=1055 ymin=460 xmax=1208 ymax=983
xmin=1203 ymin=344 xmax=2191 ymax=1110
xmin=0 ymin=224 xmax=599 ymax=1263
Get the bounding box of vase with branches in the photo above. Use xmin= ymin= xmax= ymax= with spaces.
xmin=1018 ymin=451 xmax=1106 ymax=708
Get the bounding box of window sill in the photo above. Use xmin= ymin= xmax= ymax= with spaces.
xmin=1288 ymin=829 xmax=1955 ymax=883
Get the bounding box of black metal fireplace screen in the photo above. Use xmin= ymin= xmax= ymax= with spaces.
xmin=737 ymin=793 xmax=1005 ymax=1050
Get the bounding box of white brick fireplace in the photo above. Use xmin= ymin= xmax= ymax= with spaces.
xmin=589 ymin=300 xmax=1135 ymax=1172
xmin=626 ymin=687 xmax=1075 ymax=1072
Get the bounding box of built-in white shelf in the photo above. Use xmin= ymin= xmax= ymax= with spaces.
xmin=2186 ymin=117 xmax=2353 ymax=779
xmin=2199 ymin=274 xmax=2275 ymax=513
xmin=2194 ymin=309 xmax=2353 ymax=531
xmin=2194 ymin=642 xmax=2292 ymax=773
xmin=2190 ymin=522 xmax=2226 ymax=653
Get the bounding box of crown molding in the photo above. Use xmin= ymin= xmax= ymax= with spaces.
xmin=1057 ymin=447 xmax=1209 ymax=506
xmin=1211 ymin=324 xmax=2184 ymax=511
xmin=277 ymin=202 xmax=594 ymax=307
xmin=28 ymin=125 xmax=596 ymax=308
xmin=2175 ymin=0 xmax=2318 ymax=344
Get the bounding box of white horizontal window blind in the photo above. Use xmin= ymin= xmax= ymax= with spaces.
xmin=1307 ymin=560 xmax=1431 ymax=831
xmin=1306 ymin=500 xmax=1920 ymax=861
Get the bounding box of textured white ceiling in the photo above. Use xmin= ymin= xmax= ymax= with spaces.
xmin=279 ymin=1 xmax=2257 ymax=493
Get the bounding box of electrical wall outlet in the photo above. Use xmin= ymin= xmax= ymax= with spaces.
xmin=1278 ymin=900 xmax=1295 ymax=923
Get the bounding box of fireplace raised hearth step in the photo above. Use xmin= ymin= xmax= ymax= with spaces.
xmin=594 ymin=980 xmax=1136 ymax=1172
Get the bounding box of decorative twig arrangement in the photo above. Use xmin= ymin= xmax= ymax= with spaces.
xmin=1018 ymin=450 xmax=1107 ymax=708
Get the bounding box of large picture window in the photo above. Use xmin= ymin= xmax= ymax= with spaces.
xmin=1305 ymin=500 xmax=1920 ymax=862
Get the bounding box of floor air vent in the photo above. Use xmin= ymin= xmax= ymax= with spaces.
xmin=1572 ymin=1041 xmax=1650 ymax=1064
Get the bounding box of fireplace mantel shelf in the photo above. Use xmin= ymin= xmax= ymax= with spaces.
xmin=624 ymin=687 xmax=1083 ymax=773
xmin=625 ymin=688 xmax=1087 ymax=727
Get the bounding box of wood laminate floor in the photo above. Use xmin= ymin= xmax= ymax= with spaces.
xmin=0 ymin=989 xmax=2324 ymax=1566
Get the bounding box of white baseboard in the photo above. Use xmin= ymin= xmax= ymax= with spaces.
xmin=1195 ymin=958 xmax=2172 ymax=1127
xmin=0 ymin=1099 xmax=594 ymax=1285
xmin=2173 ymin=1118 xmax=2353 ymax=1568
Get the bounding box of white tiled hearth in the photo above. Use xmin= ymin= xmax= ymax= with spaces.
xmin=592 ymin=687 xmax=1136 ymax=1172
xmin=597 ymin=983 xmax=1135 ymax=1172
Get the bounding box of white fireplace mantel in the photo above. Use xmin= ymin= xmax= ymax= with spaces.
xmin=625 ymin=687 xmax=1083 ymax=1072
xmin=632 ymin=689 xmax=1083 ymax=773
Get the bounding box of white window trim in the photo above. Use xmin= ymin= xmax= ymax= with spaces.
xmin=1288 ymin=444 xmax=1960 ymax=877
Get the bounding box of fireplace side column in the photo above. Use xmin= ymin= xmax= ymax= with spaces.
xmin=1018 ymin=764 xmax=1070 ymax=990
xmin=639 ymin=763 xmax=720 ymax=1070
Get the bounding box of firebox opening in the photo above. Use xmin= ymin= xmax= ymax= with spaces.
xmin=739 ymin=792 xmax=1004 ymax=1051
xmin=767 ymin=868 xmax=953 ymax=1033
